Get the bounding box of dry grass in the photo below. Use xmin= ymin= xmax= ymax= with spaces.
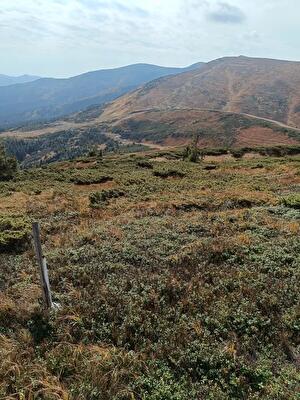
xmin=0 ymin=152 xmax=299 ymax=399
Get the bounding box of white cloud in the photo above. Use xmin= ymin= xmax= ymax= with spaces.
xmin=243 ymin=30 xmax=260 ymax=42
xmin=0 ymin=0 xmax=300 ymax=76
xmin=207 ymin=2 xmax=246 ymax=24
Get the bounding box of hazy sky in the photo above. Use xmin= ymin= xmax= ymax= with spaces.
xmin=1 ymin=0 xmax=300 ymax=77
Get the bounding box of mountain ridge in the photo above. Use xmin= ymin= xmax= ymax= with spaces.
xmin=100 ymin=56 xmax=300 ymax=128
xmin=0 ymin=74 xmax=41 ymax=87
xmin=0 ymin=62 xmax=204 ymax=128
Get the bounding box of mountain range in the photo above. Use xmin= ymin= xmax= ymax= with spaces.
xmin=100 ymin=56 xmax=300 ymax=128
xmin=2 ymin=56 xmax=300 ymax=154
xmin=0 ymin=74 xmax=41 ymax=87
xmin=0 ymin=63 xmax=204 ymax=128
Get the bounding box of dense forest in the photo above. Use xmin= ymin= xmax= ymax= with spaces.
xmin=2 ymin=128 xmax=117 ymax=167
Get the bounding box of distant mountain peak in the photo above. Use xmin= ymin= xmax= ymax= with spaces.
xmin=0 ymin=74 xmax=41 ymax=87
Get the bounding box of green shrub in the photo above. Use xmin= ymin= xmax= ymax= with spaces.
xmin=231 ymin=148 xmax=247 ymax=158
xmin=89 ymin=189 xmax=125 ymax=207
xmin=153 ymin=169 xmax=185 ymax=178
xmin=70 ymin=173 xmax=113 ymax=185
xmin=0 ymin=215 xmax=30 ymax=251
xmin=136 ymin=160 xmax=153 ymax=169
xmin=258 ymin=146 xmax=300 ymax=157
xmin=202 ymin=147 xmax=228 ymax=156
xmin=203 ymin=164 xmax=217 ymax=171
xmin=281 ymin=194 xmax=300 ymax=209
xmin=134 ymin=361 xmax=194 ymax=400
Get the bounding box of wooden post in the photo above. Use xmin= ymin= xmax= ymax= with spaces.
xmin=32 ymin=222 xmax=53 ymax=309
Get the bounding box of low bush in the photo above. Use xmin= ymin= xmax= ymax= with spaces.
xmin=203 ymin=164 xmax=217 ymax=171
xmin=259 ymin=145 xmax=300 ymax=157
xmin=0 ymin=215 xmax=30 ymax=251
xmin=70 ymin=174 xmax=113 ymax=185
xmin=201 ymin=147 xmax=228 ymax=156
xmin=153 ymin=169 xmax=185 ymax=178
xmin=89 ymin=189 xmax=125 ymax=207
xmin=281 ymin=194 xmax=300 ymax=209
xmin=231 ymin=148 xmax=247 ymax=158
xmin=136 ymin=160 xmax=153 ymax=169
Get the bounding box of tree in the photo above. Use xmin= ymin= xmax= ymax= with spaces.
xmin=183 ymin=133 xmax=202 ymax=163
xmin=0 ymin=143 xmax=18 ymax=181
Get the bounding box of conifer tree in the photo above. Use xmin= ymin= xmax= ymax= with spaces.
xmin=184 ymin=133 xmax=201 ymax=162
xmin=0 ymin=143 xmax=18 ymax=181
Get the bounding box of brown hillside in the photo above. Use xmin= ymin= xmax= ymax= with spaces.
xmin=100 ymin=56 xmax=300 ymax=127
xmin=110 ymin=109 xmax=300 ymax=148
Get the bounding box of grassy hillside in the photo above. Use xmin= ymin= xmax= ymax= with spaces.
xmin=100 ymin=56 xmax=300 ymax=127
xmin=0 ymin=150 xmax=299 ymax=399
xmin=110 ymin=109 xmax=300 ymax=147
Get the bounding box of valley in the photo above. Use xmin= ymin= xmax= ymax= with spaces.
xmin=1 ymin=106 xmax=300 ymax=167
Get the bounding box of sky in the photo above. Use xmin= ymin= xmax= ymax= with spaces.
xmin=1 ymin=0 xmax=300 ymax=77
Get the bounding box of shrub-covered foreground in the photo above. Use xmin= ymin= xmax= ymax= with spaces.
xmin=0 ymin=152 xmax=299 ymax=399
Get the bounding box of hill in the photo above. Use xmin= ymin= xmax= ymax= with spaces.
xmin=0 ymin=63 xmax=204 ymax=128
xmin=109 ymin=108 xmax=300 ymax=148
xmin=100 ymin=56 xmax=300 ymax=127
xmin=0 ymin=74 xmax=41 ymax=87
xmin=0 ymin=149 xmax=299 ymax=398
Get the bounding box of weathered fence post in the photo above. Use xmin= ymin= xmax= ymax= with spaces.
xmin=32 ymin=222 xmax=53 ymax=309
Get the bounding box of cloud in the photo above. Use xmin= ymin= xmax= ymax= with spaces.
xmin=183 ymin=0 xmax=208 ymax=9
xmin=78 ymin=0 xmax=149 ymax=17
xmin=1 ymin=0 xmax=300 ymax=77
xmin=243 ymin=30 xmax=261 ymax=42
xmin=207 ymin=2 xmax=246 ymax=24
xmin=113 ymin=2 xmax=149 ymax=17
xmin=79 ymin=0 xmax=107 ymax=7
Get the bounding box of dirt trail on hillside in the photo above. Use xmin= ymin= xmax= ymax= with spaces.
xmin=240 ymin=113 xmax=300 ymax=132
xmin=1 ymin=108 xmax=300 ymax=144
xmin=104 ymin=131 xmax=169 ymax=150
